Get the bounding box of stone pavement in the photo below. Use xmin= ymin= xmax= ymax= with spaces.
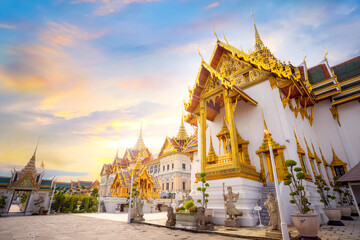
xmin=0 ymin=213 xmax=359 ymax=240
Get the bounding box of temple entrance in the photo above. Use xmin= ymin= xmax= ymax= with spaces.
xmin=8 ymin=190 xmax=31 ymax=215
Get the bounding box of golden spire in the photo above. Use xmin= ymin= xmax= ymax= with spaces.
xmin=263 ymin=112 xmax=272 ymax=145
xmin=41 ymin=160 xmax=45 ymax=169
xmin=20 ymin=140 xmax=39 ymax=177
xmin=176 ymin=114 xmax=189 ymax=141
xmin=303 ymin=137 xmax=314 ymax=158
xmin=133 ymin=125 xmax=146 ymax=151
xmin=250 ymin=5 xmax=265 ymax=52
xmin=293 ymin=130 xmax=304 ymax=154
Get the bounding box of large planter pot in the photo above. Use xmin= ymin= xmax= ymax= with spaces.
xmin=175 ymin=212 xmax=198 ymax=230
xmin=323 ymin=208 xmax=344 ymax=226
xmin=291 ymin=213 xmax=320 ymax=238
xmin=338 ymin=206 xmax=354 ymax=221
xmin=351 ymin=205 xmax=359 ymax=216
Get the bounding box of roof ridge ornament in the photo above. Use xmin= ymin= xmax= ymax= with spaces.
xmin=198 ymin=47 xmax=204 ymax=63
xmin=324 ymin=47 xmax=328 ymax=61
xmin=213 ymin=26 xmax=219 ymax=42
xmin=223 ymin=32 xmax=229 ymax=45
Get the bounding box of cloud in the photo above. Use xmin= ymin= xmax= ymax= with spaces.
xmin=0 ymin=24 xmax=16 ymax=29
xmin=205 ymin=2 xmax=219 ymax=10
xmin=70 ymin=0 xmax=161 ymax=16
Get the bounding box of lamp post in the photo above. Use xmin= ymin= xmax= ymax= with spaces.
xmin=264 ymin=128 xmax=289 ymax=240
xmin=127 ymin=173 xmax=134 ymax=224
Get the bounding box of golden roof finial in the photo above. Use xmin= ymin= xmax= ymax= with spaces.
xmin=318 ymin=145 xmax=329 ymax=166
xmin=41 ymin=160 xmax=45 ymax=169
xmin=250 ymin=4 xmax=265 ymax=52
xmin=213 ymin=26 xmax=219 ymax=42
xmin=198 ymin=47 xmax=204 ymax=62
xmin=223 ymin=32 xmax=229 ymax=45
xmin=303 ymin=50 xmax=307 ymax=63
xmin=324 ymin=47 xmax=328 ymax=61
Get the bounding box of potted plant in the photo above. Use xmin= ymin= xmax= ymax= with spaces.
xmin=175 ymin=200 xmax=198 ymax=229
xmin=334 ymin=187 xmax=354 ymax=221
xmin=314 ymin=175 xmax=344 ymax=226
xmin=160 ymin=204 xmax=168 ymax=212
xmin=0 ymin=196 xmax=7 ymax=216
xmin=284 ymin=160 xmax=320 ymax=238
xmin=76 ymin=200 xmax=81 ymax=210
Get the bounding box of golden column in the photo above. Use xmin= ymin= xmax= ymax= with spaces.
xmin=200 ymin=99 xmax=207 ymax=172
xmin=223 ymin=90 xmax=240 ymax=168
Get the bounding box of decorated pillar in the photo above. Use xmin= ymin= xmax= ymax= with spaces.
xmin=223 ymin=90 xmax=240 ymax=168
xmin=199 ymin=99 xmax=207 ymax=172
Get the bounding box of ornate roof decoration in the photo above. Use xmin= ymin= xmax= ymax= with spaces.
xmin=294 ymin=130 xmax=305 ymax=154
xmin=216 ymin=118 xmax=230 ymax=139
xmin=311 ymin=142 xmax=322 ymax=163
xmin=303 ymin=137 xmax=315 ymax=159
xmin=330 ymin=146 xmax=347 ymax=166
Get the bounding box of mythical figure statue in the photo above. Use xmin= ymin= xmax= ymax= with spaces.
xmin=196 ymin=206 xmax=214 ymax=230
xmin=179 ymin=191 xmax=193 ymax=207
xmin=264 ymin=193 xmax=280 ymax=230
xmin=222 ymin=183 xmax=243 ymax=220
xmin=134 ymin=197 xmax=144 ymax=222
xmin=166 ymin=206 xmax=176 ymax=227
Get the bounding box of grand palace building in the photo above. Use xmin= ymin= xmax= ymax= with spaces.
xmin=184 ymin=12 xmax=360 ymax=226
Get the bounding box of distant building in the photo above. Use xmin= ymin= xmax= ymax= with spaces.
xmin=157 ymin=118 xmax=197 ymax=197
xmin=55 ymin=180 xmax=99 ymax=196
xmin=0 ymin=145 xmax=55 ymax=216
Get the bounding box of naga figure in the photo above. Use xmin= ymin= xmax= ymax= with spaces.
xmin=222 ymin=183 xmax=243 ymax=220
xmin=264 ymin=193 xmax=280 ymax=230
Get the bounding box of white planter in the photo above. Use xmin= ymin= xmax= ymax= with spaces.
xmin=323 ymin=208 xmax=344 ymax=226
xmin=291 ymin=213 xmax=320 ymax=238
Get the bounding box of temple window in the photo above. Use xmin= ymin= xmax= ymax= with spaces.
xmin=171 ymin=182 xmax=173 ymax=190
xmin=334 ymin=166 xmax=346 ymax=177
xmin=167 ymin=165 xmax=169 ymax=170
xmin=166 ymin=183 xmax=169 ymax=190
xmin=162 ymin=183 xmax=164 ymax=190
xmin=183 ymin=182 xmax=186 ymax=190
xmin=182 ymin=163 xmax=186 ymax=170
xmin=172 ymin=163 xmax=174 ymax=169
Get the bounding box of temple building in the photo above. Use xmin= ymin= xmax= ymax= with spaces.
xmin=0 ymin=144 xmax=55 ymax=216
xmin=99 ymin=126 xmax=161 ymax=212
xmin=156 ymin=117 xmax=197 ymax=197
xmin=184 ymin=9 xmax=360 ymax=226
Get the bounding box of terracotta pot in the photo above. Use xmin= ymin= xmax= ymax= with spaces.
xmin=291 ymin=213 xmax=320 ymax=238
xmin=338 ymin=206 xmax=351 ymax=216
xmin=324 ymin=208 xmax=341 ymax=221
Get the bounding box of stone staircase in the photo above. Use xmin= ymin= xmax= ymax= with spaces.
xmin=258 ymin=182 xmax=276 ymax=226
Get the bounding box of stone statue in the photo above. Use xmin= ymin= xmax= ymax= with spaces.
xmin=197 ymin=206 xmax=214 ymax=230
xmin=166 ymin=206 xmax=176 ymax=227
xmin=134 ymin=197 xmax=144 ymax=222
xmin=179 ymin=192 xmax=193 ymax=207
xmin=264 ymin=193 xmax=280 ymax=230
xmin=223 ymin=183 xmax=243 ymax=220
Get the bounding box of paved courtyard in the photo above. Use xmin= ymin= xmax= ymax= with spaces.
xmin=0 ymin=213 xmax=359 ymax=240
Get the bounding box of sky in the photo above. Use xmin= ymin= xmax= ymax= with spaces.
xmin=0 ymin=0 xmax=359 ymax=182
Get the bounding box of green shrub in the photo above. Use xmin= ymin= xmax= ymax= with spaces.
xmin=284 ymin=159 xmax=311 ymax=214
xmin=184 ymin=200 xmax=195 ymax=210
xmin=0 ymin=196 xmax=7 ymax=208
xmin=315 ymin=175 xmax=335 ymax=208
xmin=84 ymin=197 xmax=89 ymax=211
xmin=197 ymin=172 xmax=210 ymax=208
